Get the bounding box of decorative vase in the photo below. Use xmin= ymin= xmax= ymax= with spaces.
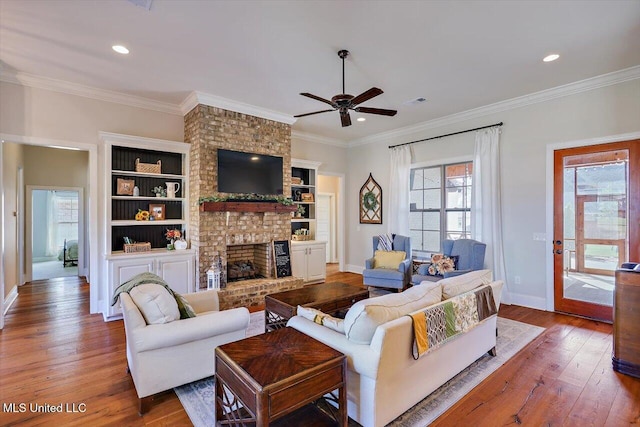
xmin=167 ymin=240 xmax=175 ymax=250
xmin=174 ymin=239 xmax=188 ymax=250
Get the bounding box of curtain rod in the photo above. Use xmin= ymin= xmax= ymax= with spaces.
xmin=388 ymin=122 xmax=503 ymax=149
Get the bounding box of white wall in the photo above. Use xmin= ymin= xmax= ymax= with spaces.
xmin=2 ymin=142 xmax=24 ymax=299
xmin=0 ymin=82 xmax=183 ymax=143
xmin=31 ymin=190 xmax=48 ymax=260
xmin=346 ymin=78 xmax=640 ymax=308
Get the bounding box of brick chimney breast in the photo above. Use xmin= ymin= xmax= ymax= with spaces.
xmin=184 ymin=104 xmax=301 ymax=308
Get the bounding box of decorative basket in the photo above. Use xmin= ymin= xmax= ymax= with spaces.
xmin=291 ymin=234 xmax=310 ymax=241
xmin=124 ymin=242 xmax=152 ymax=253
xmin=135 ymin=158 xmax=161 ymax=174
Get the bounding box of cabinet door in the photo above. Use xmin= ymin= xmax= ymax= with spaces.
xmin=109 ymin=258 xmax=155 ymax=317
xmin=291 ymin=245 xmax=308 ymax=280
xmin=157 ymin=255 xmax=194 ymax=294
xmin=306 ymin=243 xmax=327 ymax=282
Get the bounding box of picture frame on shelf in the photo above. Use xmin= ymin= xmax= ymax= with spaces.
xmin=149 ymin=204 xmax=165 ymax=220
xmin=301 ymin=193 xmax=314 ymax=202
xmin=116 ymin=178 xmax=135 ymax=196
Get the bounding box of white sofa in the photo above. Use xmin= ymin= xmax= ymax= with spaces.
xmin=120 ymin=288 xmax=250 ymax=414
xmin=287 ymin=270 xmax=503 ymax=427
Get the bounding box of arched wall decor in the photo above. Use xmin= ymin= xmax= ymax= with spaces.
xmin=359 ymin=173 xmax=382 ymax=224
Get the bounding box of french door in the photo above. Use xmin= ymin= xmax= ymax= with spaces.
xmin=553 ymin=140 xmax=640 ymax=321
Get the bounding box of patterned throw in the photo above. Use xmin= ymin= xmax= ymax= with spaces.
xmin=409 ymin=285 xmax=496 ymax=359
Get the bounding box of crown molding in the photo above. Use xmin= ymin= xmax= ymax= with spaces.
xmin=349 ymin=65 xmax=640 ymax=147
xmin=0 ymin=70 xmax=182 ymax=115
xmin=180 ymin=91 xmax=297 ymax=125
xmin=291 ymin=130 xmax=348 ymax=148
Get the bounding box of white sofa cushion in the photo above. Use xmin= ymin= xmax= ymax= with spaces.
xmin=344 ymin=284 xmax=442 ymax=344
xmin=129 ymin=283 xmax=180 ymax=325
xmin=439 ymin=269 xmax=493 ymax=299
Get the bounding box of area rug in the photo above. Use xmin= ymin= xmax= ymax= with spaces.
xmin=175 ymin=311 xmax=544 ymax=427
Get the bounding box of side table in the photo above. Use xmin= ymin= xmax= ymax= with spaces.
xmin=215 ymin=327 xmax=348 ymax=426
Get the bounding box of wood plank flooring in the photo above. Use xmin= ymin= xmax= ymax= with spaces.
xmin=1 ymin=268 xmax=638 ymax=426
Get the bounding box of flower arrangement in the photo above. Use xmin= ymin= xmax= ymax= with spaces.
xmin=165 ymin=229 xmax=182 ymax=241
xmin=296 ymin=205 xmax=306 ymax=217
xmin=152 ymin=186 xmax=167 ymax=197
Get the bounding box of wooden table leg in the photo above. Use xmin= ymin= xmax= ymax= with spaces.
xmin=339 ymin=383 xmax=348 ymax=426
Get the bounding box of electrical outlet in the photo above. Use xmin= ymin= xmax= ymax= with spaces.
xmin=514 ymin=276 xmax=521 ymax=285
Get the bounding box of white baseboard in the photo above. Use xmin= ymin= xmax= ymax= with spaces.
xmin=3 ymin=285 xmax=19 ymax=316
xmin=507 ymin=291 xmax=547 ymax=311
xmin=345 ymin=264 xmax=364 ymax=275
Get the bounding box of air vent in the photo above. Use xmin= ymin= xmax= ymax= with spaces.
xmin=403 ymin=97 xmax=428 ymax=105
xmin=127 ymin=0 xmax=153 ymax=10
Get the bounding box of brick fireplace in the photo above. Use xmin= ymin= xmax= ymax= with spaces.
xmin=184 ymin=104 xmax=304 ymax=309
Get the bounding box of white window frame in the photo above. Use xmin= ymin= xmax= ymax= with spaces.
xmin=410 ymin=157 xmax=473 ymax=257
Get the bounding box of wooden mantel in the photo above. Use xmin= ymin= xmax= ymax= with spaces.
xmin=199 ymin=201 xmax=297 ymax=213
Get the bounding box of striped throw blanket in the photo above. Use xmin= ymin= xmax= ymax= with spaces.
xmin=409 ymin=285 xmax=497 ymax=359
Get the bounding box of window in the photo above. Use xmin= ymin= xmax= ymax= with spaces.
xmin=410 ymin=162 xmax=472 ymax=256
xmin=54 ymin=191 xmax=79 ymax=248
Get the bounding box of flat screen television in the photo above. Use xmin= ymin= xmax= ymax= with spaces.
xmin=217 ymin=149 xmax=284 ymax=195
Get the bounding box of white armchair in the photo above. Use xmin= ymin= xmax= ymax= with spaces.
xmin=120 ymin=288 xmax=250 ymax=414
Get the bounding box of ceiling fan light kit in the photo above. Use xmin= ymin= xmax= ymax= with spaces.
xmin=294 ymin=49 xmax=397 ymax=127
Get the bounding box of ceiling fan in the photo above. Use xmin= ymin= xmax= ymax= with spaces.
xmin=294 ymin=50 xmax=397 ymax=127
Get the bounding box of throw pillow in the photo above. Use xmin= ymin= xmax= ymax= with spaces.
xmin=129 ymin=283 xmax=180 ymax=324
xmin=297 ymin=306 xmax=345 ymax=334
xmin=373 ymin=250 xmax=406 ymax=269
xmin=440 ymin=269 xmax=493 ymax=300
xmin=343 ymin=284 xmax=442 ymax=344
xmin=377 ymin=234 xmax=394 ymax=251
xmin=426 ymin=254 xmax=459 ymax=276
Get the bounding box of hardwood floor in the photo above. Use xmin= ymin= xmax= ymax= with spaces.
xmin=1 ymin=270 xmax=638 ymax=426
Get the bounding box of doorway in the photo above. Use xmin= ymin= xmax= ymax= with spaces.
xmin=316 ymin=193 xmax=336 ymax=262
xmin=553 ymin=140 xmax=640 ymax=321
xmin=28 ymin=188 xmax=83 ymax=281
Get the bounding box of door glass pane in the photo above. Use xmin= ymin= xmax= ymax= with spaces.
xmin=561 ymin=151 xmax=628 ymax=308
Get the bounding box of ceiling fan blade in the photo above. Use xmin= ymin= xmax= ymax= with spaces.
xmin=300 ymin=93 xmax=335 ymax=107
xmin=294 ymin=109 xmax=335 ymax=118
xmin=350 ymin=87 xmax=383 ymax=106
xmin=354 ymin=106 xmax=398 ymax=116
xmin=340 ymin=111 xmax=352 ymax=127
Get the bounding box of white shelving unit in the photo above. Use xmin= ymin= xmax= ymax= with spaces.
xmin=290 ymin=159 xmax=326 ymax=283
xmin=100 ymin=132 xmax=195 ymax=320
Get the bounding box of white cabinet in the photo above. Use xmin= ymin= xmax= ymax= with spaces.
xmin=291 ymin=241 xmax=326 ymax=284
xmin=106 ymin=250 xmax=195 ymax=319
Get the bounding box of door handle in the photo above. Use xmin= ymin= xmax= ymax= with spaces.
xmin=554 ymin=240 xmax=562 ymax=246
xmin=554 ymin=249 xmax=563 ymax=255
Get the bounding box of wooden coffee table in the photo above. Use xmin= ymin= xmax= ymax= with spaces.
xmin=215 ymin=327 xmax=348 ymax=426
xmin=265 ymin=282 xmax=369 ymax=332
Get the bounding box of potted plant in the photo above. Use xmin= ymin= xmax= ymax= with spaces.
xmin=152 ymin=186 xmax=167 ymax=197
xmin=295 ymin=204 xmax=306 ymax=218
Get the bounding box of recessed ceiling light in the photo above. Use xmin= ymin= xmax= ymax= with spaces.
xmin=112 ymin=45 xmax=130 ymax=55
xmin=250 ymin=156 xmax=260 ymax=161
xmin=543 ymin=54 xmax=559 ymax=62
xmin=357 ymin=117 xmax=366 ymax=122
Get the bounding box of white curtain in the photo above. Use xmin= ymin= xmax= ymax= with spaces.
xmin=471 ymin=127 xmax=509 ymax=301
xmin=388 ymin=145 xmax=412 ymax=236
xmin=45 ymin=191 xmax=58 ymax=257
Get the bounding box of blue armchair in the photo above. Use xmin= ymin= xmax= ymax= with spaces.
xmin=362 ymin=235 xmax=412 ymax=291
xmin=412 ymin=238 xmax=487 ymax=285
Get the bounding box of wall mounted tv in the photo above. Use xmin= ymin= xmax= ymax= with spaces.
xmin=217 ymin=149 xmax=284 ymax=195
